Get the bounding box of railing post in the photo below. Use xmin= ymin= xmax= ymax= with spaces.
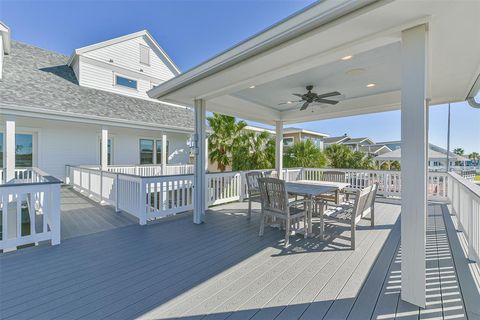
xmin=466 ymin=195 xmax=476 ymax=262
xmin=50 ymin=183 xmax=61 ymax=245
xmin=238 ymin=172 xmax=245 ymax=202
xmin=100 ymin=170 xmax=104 ymax=204
xmin=115 ymin=173 xmax=120 ymax=212
xmin=139 ymin=178 xmax=147 ymax=225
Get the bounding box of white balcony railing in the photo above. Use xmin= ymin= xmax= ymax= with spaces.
xmin=81 ymin=164 xmax=195 ymax=177
xmin=448 ymin=171 xmax=480 ymax=265
xmin=0 ymin=168 xmax=62 ymax=251
xmin=65 ymin=166 xmax=450 ymax=225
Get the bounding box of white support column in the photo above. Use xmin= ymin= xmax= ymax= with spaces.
xmin=275 ymin=121 xmax=283 ymax=179
xmin=4 ymin=116 xmax=15 ymax=182
xmin=194 ymin=99 xmax=207 ymax=224
xmin=161 ymin=133 xmax=167 ymax=174
xmin=101 ymin=127 xmax=108 ymax=171
xmin=400 ymin=24 xmax=429 ymax=308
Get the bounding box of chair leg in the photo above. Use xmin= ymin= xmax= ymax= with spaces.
xmin=259 ymin=213 xmax=265 ymax=236
xmin=351 ymin=221 xmax=356 ymax=250
xmin=284 ymin=220 xmax=290 ymax=247
xmin=248 ymin=198 xmax=252 ymax=220
xmin=319 ymin=202 xmax=324 ymax=240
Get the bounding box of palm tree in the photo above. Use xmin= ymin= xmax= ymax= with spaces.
xmin=453 ymin=147 xmax=464 ymax=156
xmin=324 ymin=144 xmax=352 ymax=168
xmin=207 ymin=114 xmax=246 ymax=172
xmin=232 ymin=131 xmax=275 ymax=170
xmin=284 ymin=139 xmax=326 ymax=168
xmin=469 ymin=152 xmax=479 ymax=161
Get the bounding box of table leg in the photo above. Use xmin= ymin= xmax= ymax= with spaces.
xmin=308 ymin=198 xmax=313 ymax=235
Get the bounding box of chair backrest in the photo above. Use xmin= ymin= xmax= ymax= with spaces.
xmin=245 ymin=171 xmax=263 ymax=196
xmin=352 ymin=183 xmax=378 ymax=222
xmin=264 ymin=170 xmax=278 ymax=179
xmin=258 ymin=177 xmax=289 ymax=216
xmin=321 ymin=171 xmax=346 ymax=183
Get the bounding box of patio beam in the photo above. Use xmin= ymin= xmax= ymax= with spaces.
xmin=400 ymin=23 xmax=429 ymax=308
xmin=275 ymin=121 xmax=283 ymax=179
xmin=161 ymin=133 xmax=167 ymax=173
xmin=4 ymin=115 xmax=15 ymax=182
xmin=194 ymin=98 xmax=207 ymax=224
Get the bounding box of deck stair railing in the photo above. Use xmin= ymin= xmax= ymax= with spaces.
xmin=0 ymin=168 xmax=62 ymax=251
xmin=448 ymin=171 xmax=480 ymax=266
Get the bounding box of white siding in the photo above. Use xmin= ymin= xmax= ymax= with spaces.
xmin=10 ymin=116 xmax=190 ymax=179
xmin=82 ymin=35 xmax=175 ymax=81
xmin=71 ymin=58 xmax=79 ymax=80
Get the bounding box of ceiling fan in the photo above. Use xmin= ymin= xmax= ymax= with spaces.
xmin=279 ymin=85 xmax=341 ymax=110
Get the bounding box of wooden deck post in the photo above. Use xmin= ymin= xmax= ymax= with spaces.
xmin=4 ymin=115 xmax=15 ymax=182
xmin=161 ymin=133 xmax=167 ymax=174
xmin=400 ymin=24 xmax=429 ymax=308
xmin=101 ymin=127 xmax=108 ymax=171
xmin=194 ymin=99 xmax=207 ymax=224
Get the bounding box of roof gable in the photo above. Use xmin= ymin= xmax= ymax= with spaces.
xmin=68 ymin=30 xmax=180 ymax=76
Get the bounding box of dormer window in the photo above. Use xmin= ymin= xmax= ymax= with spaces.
xmin=115 ymin=75 xmax=137 ymax=89
xmin=140 ymin=44 xmax=150 ymax=65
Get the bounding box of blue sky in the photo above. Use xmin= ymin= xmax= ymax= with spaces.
xmin=1 ymin=0 xmax=479 ymax=153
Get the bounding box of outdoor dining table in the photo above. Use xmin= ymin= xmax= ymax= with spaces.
xmin=285 ymin=180 xmax=350 ymax=236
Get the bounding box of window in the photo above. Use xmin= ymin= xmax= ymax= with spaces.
xmin=140 ymin=139 xmax=154 ymax=164
xmin=0 ymin=133 xmax=3 ymax=168
xmin=140 ymin=45 xmax=150 ymax=65
xmin=283 ymin=137 xmax=294 ymax=147
xmin=16 ymin=134 xmax=33 ymax=167
xmin=115 ymin=75 xmax=137 ymax=89
xmin=99 ymin=138 xmax=113 ymax=165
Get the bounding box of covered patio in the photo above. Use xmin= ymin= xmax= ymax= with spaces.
xmin=148 ymin=0 xmax=480 ymax=309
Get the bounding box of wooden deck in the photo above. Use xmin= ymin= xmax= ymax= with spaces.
xmin=0 ymin=196 xmax=478 ymax=320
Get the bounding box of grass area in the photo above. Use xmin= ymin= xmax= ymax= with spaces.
xmin=475 ymin=175 xmax=480 ymax=182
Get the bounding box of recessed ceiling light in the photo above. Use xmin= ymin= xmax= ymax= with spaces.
xmin=287 ymin=101 xmax=292 ymax=104
xmin=366 ymin=83 xmax=376 ymax=88
xmin=341 ymin=55 xmax=353 ymax=61
xmin=249 ymin=85 xmax=256 ymax=89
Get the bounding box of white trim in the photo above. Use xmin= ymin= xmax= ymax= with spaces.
xmin=0 ymin=21 xmax=11 ymax=54
xmin=67 ymin=30 xmax=180 ymax=75
xmin=283 ymin=128 xmax=329 ymax=138
xmin=113 ymin=72 xmax=139 ymax=91
xmin=0 ymin=103 xmax=194 ymax=134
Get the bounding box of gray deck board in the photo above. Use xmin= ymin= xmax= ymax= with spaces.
xmin=0 ymin=197 xmax=477 ymax=320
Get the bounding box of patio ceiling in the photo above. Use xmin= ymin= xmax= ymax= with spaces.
xmin=149 ymin=0 xmax=480 ymax=125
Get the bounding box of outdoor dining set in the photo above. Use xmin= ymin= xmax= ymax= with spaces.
xmin=245 ymin=171 xmax=378 ymax=249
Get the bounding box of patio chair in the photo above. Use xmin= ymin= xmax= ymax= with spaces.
xmin=319 ymin=182 xmax=378 ymax=250
xmin=264 ymin=170 xmax=278 ymax=178
xmin=258 ymin=177 xmax=309 ymax=247
xmin=245 ymin=171 xmax=264 ymax=219
xmin=316 ymin=171 xmax=347 ymax=204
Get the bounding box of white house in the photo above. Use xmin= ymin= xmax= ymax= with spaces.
xmin=0 ymin=26 xmax=194 ymax=180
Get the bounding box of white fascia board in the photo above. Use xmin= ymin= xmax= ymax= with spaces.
xmin=0 ymin=21 xmax=11 ymax=54
xmin=0 ymin=103 xmax=194 ymax=134
xmin=67 ymin=30 xmax=181 ymax=75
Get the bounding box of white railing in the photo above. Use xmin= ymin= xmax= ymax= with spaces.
xmin=66 ymin=165 xmax=451 ymax=225
xmin=301 ymin=168 xmax=448 ymax=200
xmin=1 ymin=168 xmax=61 ymax=251
xmin=448 ymin=172 xmax=480 ymax=265
xmin=82 ymin=164 xmax=195 ymax=177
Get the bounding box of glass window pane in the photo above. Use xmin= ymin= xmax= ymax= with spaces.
xmin=116 ymin=76 xmax=137 ymax=89
xmin=156 ymin=140 xmax=162 ymax=164
xmin=140 ymin=139 xmax=154 ymax=164
xmin=16 ymin=134 xmax=33 ymax=167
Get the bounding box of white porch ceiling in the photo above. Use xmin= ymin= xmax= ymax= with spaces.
xmin=149 ymin=0 xmax=480 ymax=125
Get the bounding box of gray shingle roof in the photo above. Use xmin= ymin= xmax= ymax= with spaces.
xmin=0 ymin=41 xmax=194 ymax=130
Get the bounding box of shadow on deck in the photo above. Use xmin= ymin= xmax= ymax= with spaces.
xmin=0 ymin=198 xmax=478 ymax=320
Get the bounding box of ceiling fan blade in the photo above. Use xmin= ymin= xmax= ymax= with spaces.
xmin=292 ymin=93 xmax=304 ymax=98
xmin=278 ymin=99 xmax=303 ymax=105
xmin=315 ymin=98 xmax=339 ymax=105
xmin=316 ymin=91 xmax=341 ymax=99
xmin=300 ymin=101 xmax=310 ymax=110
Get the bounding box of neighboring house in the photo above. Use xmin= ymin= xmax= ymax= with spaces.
xmin=323 ymin=134 xmax=390 ymax=156
xmin=342 ymin=137 xmax=374 ymax=151
xmin=323 ymin=134 xmax=350 ymax=146
xmin=0 ymin=25 xmax=194 ymax=179
xmin=358 ymin=144 xmax=392 ymax=156
xmin=243 ymin=125 xmax=329 ymax=149
xmin=375 ymin=141 xmax=470 ymax=170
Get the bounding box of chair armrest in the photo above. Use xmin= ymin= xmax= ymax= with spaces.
xmin=288 ymin=199 xmax=311 ymax=208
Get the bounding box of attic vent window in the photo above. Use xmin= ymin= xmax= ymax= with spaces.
xmin=140 ymin=45 xmax=150 ymax=65
xmin=115 ymin=75 xmax=137 ymax=89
